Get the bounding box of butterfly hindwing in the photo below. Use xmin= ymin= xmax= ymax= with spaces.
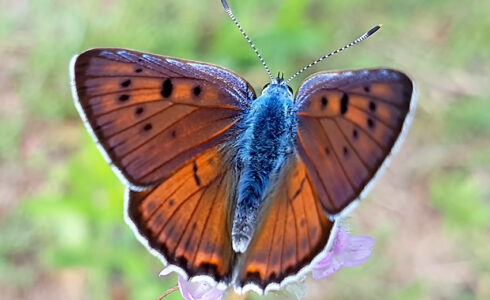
xmin=295 ymin=69 xmax=415 ymax=215
xmin=236 ymin=156 xmax=335 ymax=293
xmin=126 ymin=147 xmax=236 ymax=284
xmin=71 ymin=48 xmax=255 ymax=189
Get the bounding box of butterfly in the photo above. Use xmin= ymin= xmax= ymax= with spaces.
xmin=70 ymin=0 xmax=416 ymax=295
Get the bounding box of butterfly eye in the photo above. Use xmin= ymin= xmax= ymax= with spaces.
xmin=262 ymin=83 xmax=270 ymax=90
xmin=287 ymin=85 xmax=293 ymax=94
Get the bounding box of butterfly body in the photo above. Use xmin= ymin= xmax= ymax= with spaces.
xmin=233 ymin=83 xmax=297 ymax=253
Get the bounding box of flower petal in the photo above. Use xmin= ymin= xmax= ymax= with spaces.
xmin=312 ymin=256 xmax=342 ymax=280
xmin=178 ymin=275 xmax=225 ymax=300
xmin=340 ymin=235 xmax=374 ymax=267
xmin=331 ymin=227 xmax=350 ymax=254
xmin=311 ymin=228 xmax=374 ymax=280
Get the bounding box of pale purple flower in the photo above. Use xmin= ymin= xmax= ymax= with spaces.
xmin=159 ymin=227 xmax=373 ymax=300
xmin=312 ymin=227 xmax=374 ymax=279
xmin=178 ymin=276 xmax=225 ymax=300
xmin=159 ymin=267 xmax=225 ymax=300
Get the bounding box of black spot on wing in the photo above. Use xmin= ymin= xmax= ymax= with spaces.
xmin=369 ymin=101 xmax=377 ymax=112
xmin=193 ymin=86 xmax=201 ymax=97
xmin=192 ymin=161 xmax=201 ymax=186
xmin=292 ymin=178 xmax=306 ymax=200
xmin=340 ymin=93 xmax=349 ymax=115
xmin=321 ymin=96 xmax=328 ymax=109
xmin=119 ymin=94 xmax=130 ymax=102
xmin=161 ymin=79 xmax=173 ymax=98
xmin=352 ymin=128 xmax=359 ymax=140
xmin=367 ymin=118 xmax=375 ymax=129
xmin=143 ymin=123 xmax=152 ymax=132
xmin=135 ymin=107 xmax=144 ymax=116
xmin=121 ymin=79 xmax=131 ymax=87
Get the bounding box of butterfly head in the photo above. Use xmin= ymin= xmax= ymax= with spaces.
xmin=261 ymin=73 xmax=294 ymax=98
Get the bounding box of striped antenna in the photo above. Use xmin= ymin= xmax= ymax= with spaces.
xmin=286 ymin=24 xmax=383 ymax=84
xmin=221 ymin=0 xmax=274 ymax=81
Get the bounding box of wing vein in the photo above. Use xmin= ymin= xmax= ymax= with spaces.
xmin=192 ymin=173 xmax=226 ymax=265
xmin=340 ymin=117 xmax=386 ymax=149
xmin=337 ymin=89 xmax=408 ymax=109
xmin=104 ymin=103 xmax=186 ymax=139
xmin=175 ymin=182 xmax=210 ymax=255
xmin=144 ymin=172 xmax=194 ymax=222
xmin=265 ymin=196 xmax=281 ymax=278
xmin=139 ymin=118 xmax=239 ymax=180
xmin=288 ymin=190 xmax=299 ymax=262
xmin=280 ymin=191 xmax=289 ymax=272
xmin=347 ymin=104 xmax=399 ymax=131
xmin=154 ymin=177 xmax=219 ymax=243
xmin=332 ymin=118 xmax=372 ymax=172
xmin=119 ymin=114 xmax=234 ymax=161
xmin=296 ymin=130 xmax=336 ymax=208
xmin=315 ymin=119 xmax=356 ymax=192
xmin=79 ymin=87 xmax=160 ymax=98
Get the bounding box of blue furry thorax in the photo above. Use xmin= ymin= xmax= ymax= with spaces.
xmin=231 ymin=83 xmax=298 ymax=252
xmin=236 ymin=83 xmax=297 ymax=174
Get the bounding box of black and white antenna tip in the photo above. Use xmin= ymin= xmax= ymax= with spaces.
xmin=367 ymin=24 xmax=383 ymax=37
xmin=221 ymin=0 xmax=230 ymax=11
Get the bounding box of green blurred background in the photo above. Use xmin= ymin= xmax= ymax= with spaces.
xmin=1 ymin=0 xmax=489 ymax=299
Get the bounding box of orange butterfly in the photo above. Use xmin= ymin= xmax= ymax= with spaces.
xmin=70 ymin=0 xmax=416 ymax=296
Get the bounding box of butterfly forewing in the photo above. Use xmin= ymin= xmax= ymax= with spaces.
xmin=71 ymin=48 xmax=255 ymax=189
xmin=295 ymin=69 xmax=415 ymax=215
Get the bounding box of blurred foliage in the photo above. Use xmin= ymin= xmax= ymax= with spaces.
xmin=0 ymin=0 xmax=489 ymax=299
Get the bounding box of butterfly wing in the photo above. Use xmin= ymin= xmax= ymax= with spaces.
xmin=235 ymin=157 xmax=336 ymax=294
xmin=126 ymin=147 xmax=237 ymax=285
xmin=295 ymin=69 xmax=416 ymax=216
xmin=70 ymin=48 xmax=255 ymax=190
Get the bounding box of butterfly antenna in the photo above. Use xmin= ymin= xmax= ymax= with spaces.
xmin=221 ymin=0 xmax=274 ymax=81
xmin=286 ymin=24 xmax=383 ymax=84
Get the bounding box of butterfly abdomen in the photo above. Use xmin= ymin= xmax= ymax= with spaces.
xmin=232 ymin=86 xmax=296 ymax=253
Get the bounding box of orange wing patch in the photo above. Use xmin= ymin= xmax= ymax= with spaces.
xmin=236 ymin=158 xmax=334 ymax=292
xmin=126 ymin=147 xmax=236 ymax=283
